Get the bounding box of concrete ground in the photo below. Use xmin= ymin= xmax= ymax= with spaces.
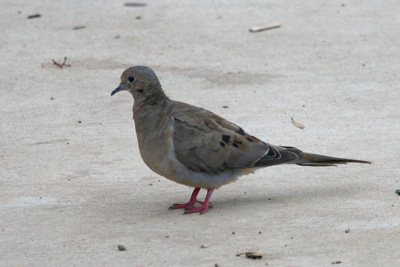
xmin=1 ymin=0 xmax=399 ymax=266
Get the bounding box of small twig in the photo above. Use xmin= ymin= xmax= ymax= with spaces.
xmin=291 ymin=117 xmax=305 ymax=129
xmin=124 ymin=2 xmax=147 ymax=7
xmin=249 ymin=24 xmax=280 ymax=33
xmin=52 ymin=57 xmax=71 ymax=69
xmin=72 ymin=25 xmax=86 ymax=30
xmin=28 ymin=14 xmax=41 ymax=19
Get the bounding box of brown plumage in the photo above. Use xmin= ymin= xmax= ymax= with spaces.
xmin=111 ymin=66 xmax=371 ymax=214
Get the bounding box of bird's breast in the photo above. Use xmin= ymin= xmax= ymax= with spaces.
xmin=134 ymin=110 xmax=177 ymax=178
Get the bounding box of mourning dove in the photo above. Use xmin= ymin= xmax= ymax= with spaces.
xmin=111 ymin=66 xmax=371 ymax=214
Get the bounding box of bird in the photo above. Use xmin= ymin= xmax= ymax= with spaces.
xmin=111 ymin=66 xmax=371 ymax=214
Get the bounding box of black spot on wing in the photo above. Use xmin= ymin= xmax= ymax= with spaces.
xmin=236 ymin=128 xmax=245 ymax=135
xmin=222 ymin=135 xmax=230 ymax=143
xmin=220 ymin=142 xmax=225 ymax=147
xmin=233 ymin=143 xmax=239 ymax=148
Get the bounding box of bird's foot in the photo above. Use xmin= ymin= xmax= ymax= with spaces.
xmin=168 ymin=188 xmax=215 ymax=215
xmin=168 ymin=200 xmax=213 ymax=211
xmin=183 ymin=202 xmax=213 ymax=214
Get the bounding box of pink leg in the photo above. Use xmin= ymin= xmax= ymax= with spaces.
xmin=169 ymin=187 xmax=201 ymax=210
xmin=168 ymin=188 xmax=214 ymax=214
xmin=184 ymin=188 xmax=215 ymax=214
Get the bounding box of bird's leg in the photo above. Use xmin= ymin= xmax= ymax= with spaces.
xmin=184 ymin=188 xmax=214 ymax=214
xmin=169 ymin=187 xmax=201 ymax=210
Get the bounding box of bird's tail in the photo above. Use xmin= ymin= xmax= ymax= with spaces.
xmin=284 ymin=146 xmax=371 ymax=166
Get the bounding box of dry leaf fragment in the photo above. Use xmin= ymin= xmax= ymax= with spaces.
xmin=236 ymin=251 xmax=266 ymax=259
xmin=291 ymin=117 xmax=305 ymax=129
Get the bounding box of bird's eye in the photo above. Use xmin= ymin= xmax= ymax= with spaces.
xmin=128 ymin=75 xmax=136 ymax=83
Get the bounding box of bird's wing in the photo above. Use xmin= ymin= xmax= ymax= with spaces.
xmin=171 ymin=103 xmax=298 ymax=174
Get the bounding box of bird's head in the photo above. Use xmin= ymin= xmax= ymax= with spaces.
xmin=111 ymin=66 xmax=166 ymax=104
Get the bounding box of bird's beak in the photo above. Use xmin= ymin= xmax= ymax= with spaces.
xmin=111 ymin=84 xmax=127 ymax=96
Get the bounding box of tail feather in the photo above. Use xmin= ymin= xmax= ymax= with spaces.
xmin=252 ymin=145 xmax=371 ymax=168
xmin=294 ymin=151 xmax=371 ymax=167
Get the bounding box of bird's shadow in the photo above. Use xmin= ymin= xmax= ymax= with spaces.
xmin=151 ymin=181 xmax=365 ymax=216
xmin=94 ymin=180 xmax=365 ymax=223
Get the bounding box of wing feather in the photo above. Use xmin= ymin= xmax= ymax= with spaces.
xmin=172 ymin=102 xmax=284 ymax=173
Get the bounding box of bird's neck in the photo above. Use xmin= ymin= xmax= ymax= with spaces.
xmin=132 ymin=96 xmax=172 ymax=147
xmin=133 ymin=92 xmax=170 ymax=119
